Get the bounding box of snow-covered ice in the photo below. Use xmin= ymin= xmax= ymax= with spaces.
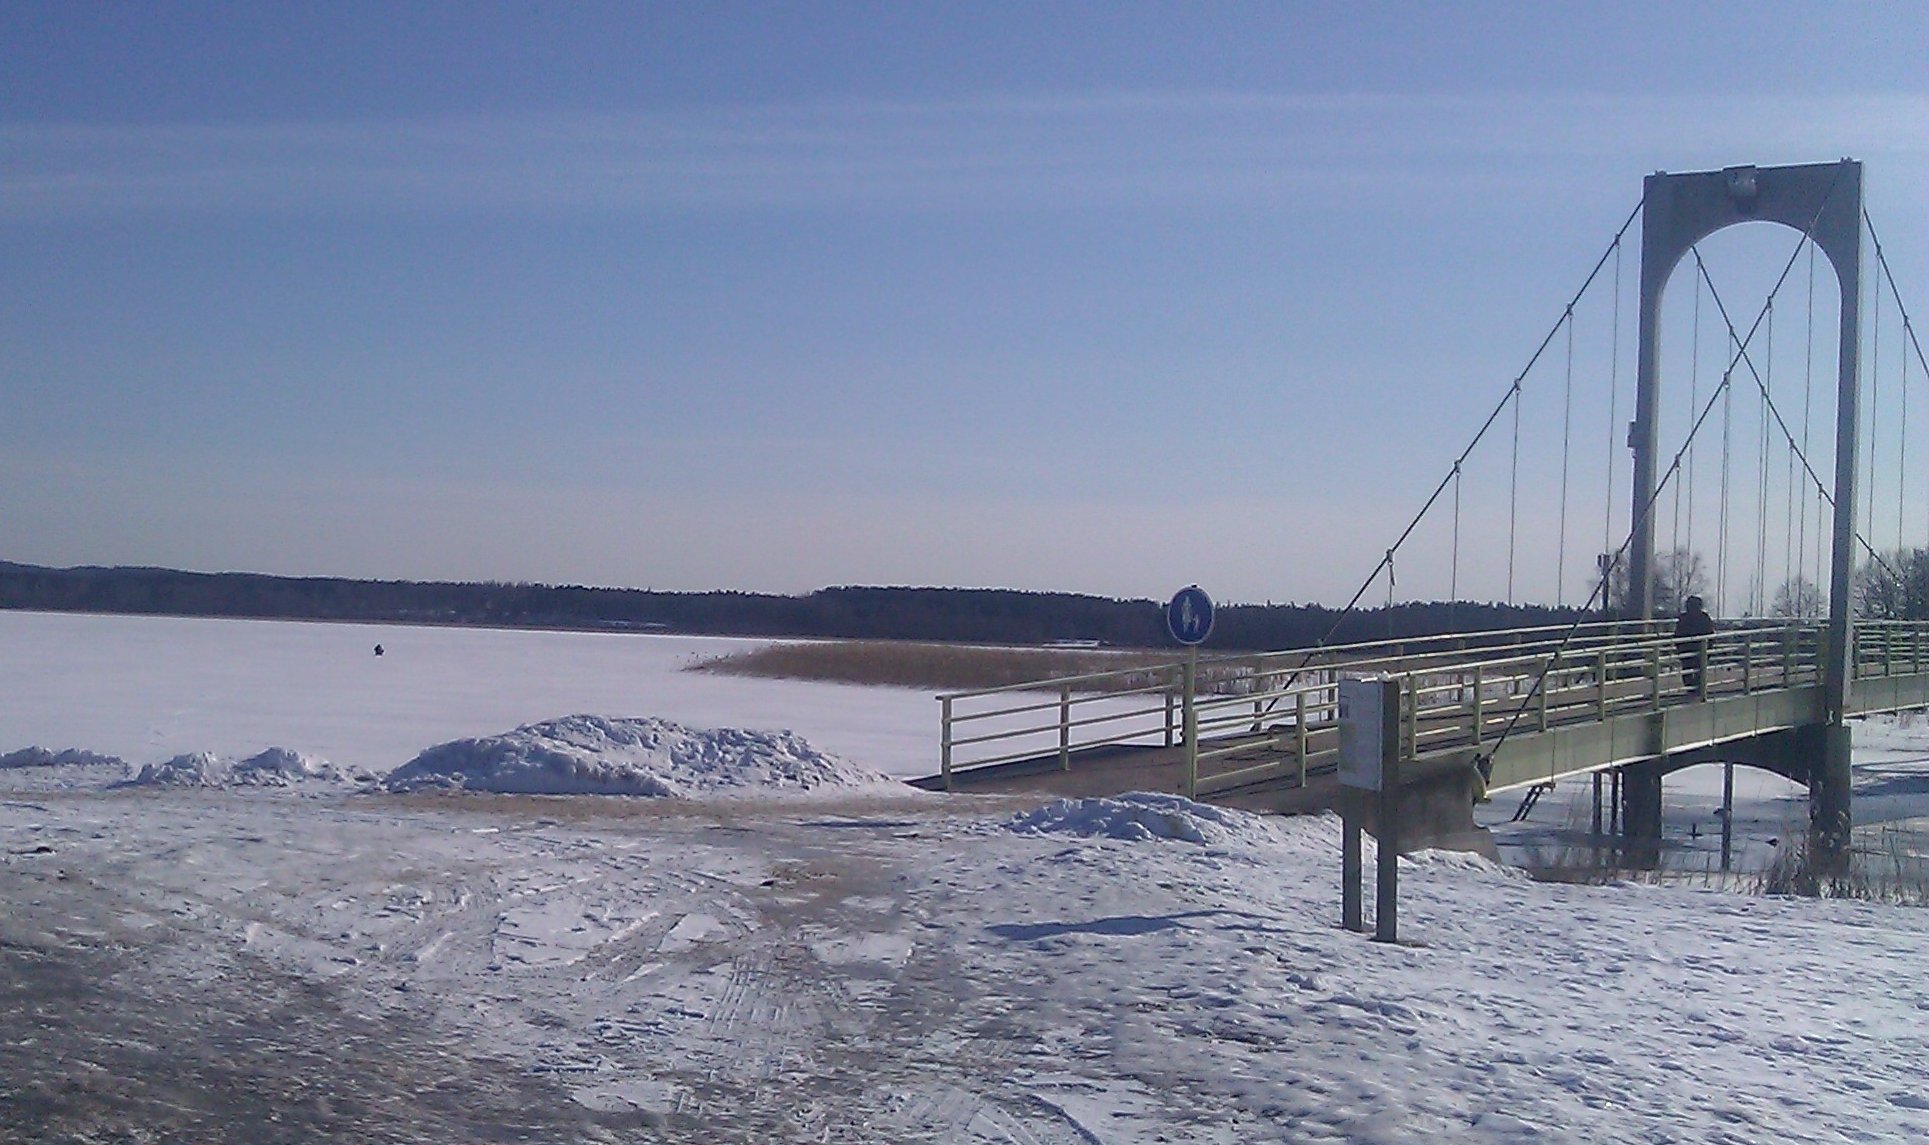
xmin=0 ymin=609 xmax=942 ymax=777
xmin=4 ymin=611 xmax=1929 ymax=1142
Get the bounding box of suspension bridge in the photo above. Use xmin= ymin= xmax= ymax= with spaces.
xmin=924 ymin=160 xmax=1929 ymax=870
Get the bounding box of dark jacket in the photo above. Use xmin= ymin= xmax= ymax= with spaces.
xmin=1673 ymin=607 xmax=1715 ymax=648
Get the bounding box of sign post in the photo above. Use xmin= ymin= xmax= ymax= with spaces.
xmin=1339 ymin=675 xmax=1402 ymax=942
xmin=1165 ymin=587 xmax=1215 ymax=800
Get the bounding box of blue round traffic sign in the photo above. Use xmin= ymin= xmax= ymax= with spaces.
xmin=1165 ymin=585 xmax=1215 ymax=645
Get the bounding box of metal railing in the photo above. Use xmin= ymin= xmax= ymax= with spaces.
xmin=930 ymin=619 xmax=1922 ymax=793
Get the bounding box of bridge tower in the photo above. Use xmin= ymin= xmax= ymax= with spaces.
xmin=1627 ymin=160 xmax=1862 ymax=867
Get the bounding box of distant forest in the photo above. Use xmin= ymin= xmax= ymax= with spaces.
xmin=0 ymin=561 xmax=1592 ymax=652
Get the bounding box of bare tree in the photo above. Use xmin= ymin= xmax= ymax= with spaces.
xmin=1856 ymin=548 xmax=1929 ymax=621
xmin=1605 ymin=547 xmax=1709 ymax=616
xmin=1771 ymin=575 xmax=1824 ymax=618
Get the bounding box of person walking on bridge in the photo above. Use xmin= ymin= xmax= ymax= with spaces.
xmin=1674 ymin=595 xmax=1716 ymax=697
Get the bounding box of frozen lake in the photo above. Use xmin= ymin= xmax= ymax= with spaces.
xmin=0 ymin=610 xmax=944 ymax=778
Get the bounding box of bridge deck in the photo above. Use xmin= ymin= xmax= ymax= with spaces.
xmin=909 ymin=734 xmax=1337 ymax=813
xmin=928 ymin=620 xmax=1929 ymax=814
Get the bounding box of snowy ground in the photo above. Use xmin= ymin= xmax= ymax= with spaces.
xmin=5 ymin=612 xmax=1929 ymax=1142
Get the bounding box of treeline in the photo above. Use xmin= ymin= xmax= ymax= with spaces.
xmin=0 ymin=561 xmax=1587 ymax=651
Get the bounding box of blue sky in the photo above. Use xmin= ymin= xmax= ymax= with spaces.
xmin=5 ymin=2 xmax=1928 ymax=605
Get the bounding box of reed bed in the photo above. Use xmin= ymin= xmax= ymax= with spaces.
xmin=688 ymin=640 xmax=1180 ymax=692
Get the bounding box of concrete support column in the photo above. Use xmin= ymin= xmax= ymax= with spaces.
xmin=1812 ymin=723 xmax=1854 ymax=874
xmin=1619 ymin=761 xmax=1665 ymax=870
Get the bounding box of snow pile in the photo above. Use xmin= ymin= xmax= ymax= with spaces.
xmin=382 ymin=715 xmax=900 ymax=798
xmin=1010 ymin=791 xmax=1293 ymax=848
xmin=126 ymin=751 xmax=229 ymax=787
xmin=125 ymin=748 xmax=364 ymax=788
xmin=230 ymin=747 xmax=368 ymax=786
xmin=0 ymin=746 xmax=125 ymax=769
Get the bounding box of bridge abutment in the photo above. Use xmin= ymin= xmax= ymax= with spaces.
xmin=1812 ymin=722 xmax=1853 ymax=874
xmin=1618 ymin=761 xmax=1665 ymax=868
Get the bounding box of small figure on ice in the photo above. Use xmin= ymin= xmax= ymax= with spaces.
xmin=373 ymin=644 xmax=385 ymax=657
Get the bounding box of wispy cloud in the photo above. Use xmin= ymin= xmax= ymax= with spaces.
xmin=4 ymin=92 xmax=1926 ymax=219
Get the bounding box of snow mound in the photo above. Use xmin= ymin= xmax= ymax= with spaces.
xmin=382 ymin=715 xmax=899 ymax=798
xmin=231 ymin=748 xmax=366 ymax=786
xmin=1011 ymin=799 xmax=1520 ymax=875
xmin=0 ymin=746 xmax=126 ymax=769
xmin=126 ymin=751 xmax=230 ymax=787
xmin=124 ymin=748 xmax=364 ymax=788
xmin=1010 ymin=792 xmax=1287 ymax=848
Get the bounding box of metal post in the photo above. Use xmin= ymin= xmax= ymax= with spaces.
xmin=1651 ymin=643 xmax=1664 ymax=711
xmin=1182 ymin=646 xmax=1199 ymax=800
xmin=1471 ymin=664 xmax=1485 ymax=746
xmin=1592 ymin=772 xmax=1604 ymax=839
xmin=1295 ymin=689 xmax=1309 ymax=787
xmin=1342 ymin=789 xmax=1364 ymax=933
xmin=1597 ymin=648 xmax=1610 ymax=720
xmin=1742 ymin=633 xmax=1753 ymax=695
xmin=1058 ymin=685 xmax=1072 ymax=772
xmin=1164 ymin=679 xmax=1176 ymax=748
xmin=940 ymin=696 xmax=954 ymax=792
xmin=1720 ymin=762 xmax=1735 ymax=872
xmin=1403 ymin=674 xmax=1417 ymax=760
xmin=1375 ymin=677 xmax=1403 ymax=945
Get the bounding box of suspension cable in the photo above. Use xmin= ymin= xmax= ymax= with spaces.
xmin=1803 ymin=241 xmax=1819 ymax=603
xmin=1784 ymin=282 xmax=1799 ymax=608
xmin=1259 ymin=199 xmax=1644 ymax=708
xmin=1683 ymin=265 xmax=1702 ymax=572
xmin=1449 ymin=461 xmax=1462 ymax=631
xmin=1480 ymin=336 xmax=1741 ymax=766
xmin=1557 ymin=306 xmax=1576 ymax=605
xmin=1694 ymin=245 xmax=1910 ymax=590
xmin=1866 ymin=211 xmax=1929 ymax=414
xmin=1479 ymin=176 xmax=1846 ymax=765
xmin=1755 ymin=301 xmax=1773 ymax=614
xmin=1604 ymin=238 xmax=1623 ymax=583
xmin=1870 ymin=260 xmax=1882 ymax=548
xmin=1508 ymin=382 xmax=1522 ymax=606
xmin=1900 ymin=313 xmax=1910 ymax=558
xmin=1386 ymin=550 xmax=1396 ymax=617
xmin=1717 ymin=331 xmax=1733 ymax=614
xmin=1866 ymin=211 xmax=1929 ymax=558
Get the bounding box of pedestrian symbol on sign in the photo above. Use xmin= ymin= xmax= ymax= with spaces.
xmin=1165 ymin=586 xmax=1214 ymax=646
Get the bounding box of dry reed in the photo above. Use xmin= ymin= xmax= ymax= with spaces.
xmin=687 ymin=641 xmax=1184 ymax=692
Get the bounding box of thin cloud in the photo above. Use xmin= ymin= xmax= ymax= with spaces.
xmin=3 ymin=92 xmax=1925 ymax=219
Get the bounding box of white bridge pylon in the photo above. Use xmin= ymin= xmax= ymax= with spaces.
xmin=1630 ymin=161 xmax=1865 ymax=860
